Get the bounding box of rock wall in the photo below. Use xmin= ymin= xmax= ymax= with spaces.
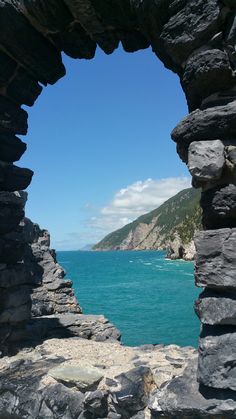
xmin=0 ymin=0 xmax=236 ymax=413
xmin=23 ymin=217 xmax=121 ymax=345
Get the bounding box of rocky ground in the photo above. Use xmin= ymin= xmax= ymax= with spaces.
xmin=1 ymin=337 xmax=236 ymax=418
xmin=0 ymin=337 xmax=197 ymax=418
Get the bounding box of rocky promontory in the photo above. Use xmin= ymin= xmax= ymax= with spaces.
xmin=94 ymin=188 xmax=201 ymax=261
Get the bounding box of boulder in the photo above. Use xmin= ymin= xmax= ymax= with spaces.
xmin=49 ymin=364 xmax=104 ymax=392
xmin=159 ymin=0 xmax=222 ymax=66
xmin=198 ymin=328 xmax=236 ymax=391
xmin=150 ymin=357 xmax=236 ymax=417
xmin=195 ymin=289 xmax=236 ymax=325
xmin=188 ymin=140 xmax=225 ymax=183
xmin=0 ymin=134 xmax=27 ymax=163
xmin=182 ymin=49 xmax=235 ymax=110
xmin=201 ymin=184 xmax=236 ymax=229
xmin=0 ymin=162 xmax=33 ymax=191
xmin=83 ymin=390 xmax=108 ymax=417
xmin=110 ymin=366 xmax=155 ymax=418
xmin=195 ymin=228 xmax=236 ymax=289
xmin=172 ymin=101 xmax=236 ymax=162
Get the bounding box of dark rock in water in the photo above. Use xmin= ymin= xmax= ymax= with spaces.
xmin=195 ymin=228 xmax=236 ymax=290
xmin=0 ymin=134 xmax=27 ymax=162
xmin=195 ymin=289 xmax=236 ymax=326
xmin=0 ymin=162 xmax=33 ymax=192
xmin=150 ymin=357 xmax=236 ymax=417
xmin=201 ymin=184 xmax=236 ymax=229
xmin=198 ymin=328 xmax=236 ymax=391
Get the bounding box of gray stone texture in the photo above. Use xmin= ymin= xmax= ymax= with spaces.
xmin=198 ymin=329 xmax=236 ymax=391
xmin=195 ymin=228 xmax=236 ymax=289
xmin=150 ymin=358 xmax=236 ymax=418
xmin=172 ymin=101 xmax=236 ymax=162
xmin=188 ymin=140 xmax=225 ymax=183
xmin=201 ymin=184 xmax=236 ymax=229
xmin=182 ymin=49 xmax=235 ymax=111
xmin=0 ymin=0 xmax=235 ymax=412
xmin=195 ymin=289 xmax=236 ymax=325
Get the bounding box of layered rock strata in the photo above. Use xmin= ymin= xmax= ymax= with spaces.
xmin=0 ymin=0 xmax=236 ymax=416
xmin=23 ymin=217 xmax=121 ymax=344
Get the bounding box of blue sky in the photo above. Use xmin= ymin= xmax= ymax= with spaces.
xmin=20 ymin=46 xmax=190 ymax=250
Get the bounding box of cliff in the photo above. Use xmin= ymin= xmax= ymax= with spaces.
xmin=94 ymin=188 xmax=202 ymax=260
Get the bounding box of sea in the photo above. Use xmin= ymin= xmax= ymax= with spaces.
xmin=57 ymin=250 xmax=200 ymax=348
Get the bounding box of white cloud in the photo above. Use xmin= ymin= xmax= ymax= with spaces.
xmin=88 ymin=177 xmax=191 ymax=235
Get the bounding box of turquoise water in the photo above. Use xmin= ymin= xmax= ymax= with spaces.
xmin=57 ymin=250 xmax=200 ymax=347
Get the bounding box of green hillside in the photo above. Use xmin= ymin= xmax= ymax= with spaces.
xmin=93 ymin=187 xmax=202 ymax=251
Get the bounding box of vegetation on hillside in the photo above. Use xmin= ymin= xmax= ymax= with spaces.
xmin=93 ymin=188 xmax=202 ymax=250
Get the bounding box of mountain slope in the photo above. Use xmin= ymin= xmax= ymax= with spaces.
xmin=93 ymin=188 xmax=202 ymax=253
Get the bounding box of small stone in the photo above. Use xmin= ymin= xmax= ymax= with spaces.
xmin=188 ymin=140 xmax=225 ymax=182
xmin=195 ymin=290 xmax=236 ymax=325
xmin=83 ymin=390 xmax=107 ymax=416
xmin=49 ymin=365 xmax=104 ymax=391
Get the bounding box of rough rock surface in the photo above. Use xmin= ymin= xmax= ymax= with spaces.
xmin=22 ymin=218 xmax=121 ymax=344
xmin=150 ymin=357 xmax=236 ymax=418
xmin=0 ymin=338 xmax=197 ymax=419
xmin=195 ymin=289 xmax=236 ymax=326
xmin=166 ymin=237 xmax=196 ymax=261
xmin=201 ymin=184 xmax=236 ymax=229
xmin=0 ymin=0 xmax=236 ymax=412
xmin=198 ymin=329 xmax=236 ymax=391
xmin=188 ymin=140 xmax=225 ymax=183
xmin=195 ymin=228 xmax=236 ymax=289
xmin=23 ymin=218 xmax=82 ymax=317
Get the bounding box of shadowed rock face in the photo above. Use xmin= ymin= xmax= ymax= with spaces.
xmin=0 ymin=0 xmax=236 ymax=416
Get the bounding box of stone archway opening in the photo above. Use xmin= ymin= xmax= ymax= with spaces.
xmin=1 ymin=0 xmax=236 ymax=416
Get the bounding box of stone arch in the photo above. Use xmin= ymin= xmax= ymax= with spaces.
xmin=1 ymin=0 xmax=236 ymax=410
